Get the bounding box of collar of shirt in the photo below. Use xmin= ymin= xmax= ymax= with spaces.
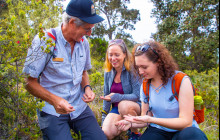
xmin=57 ymin=24 xmax=85 ymax=50
xmin=112 ymin=64 xmax=126 ymax=75
xmin=57 ymin=24 xmax=68 ymax=47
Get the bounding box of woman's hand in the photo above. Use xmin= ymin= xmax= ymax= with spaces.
xmin=100 ymin=93 xmax=115 ymax=101
xmin=115 ymin=120 xmax=131 ymax=131
xmin=124 ymin=114 xmax=151 ymax=124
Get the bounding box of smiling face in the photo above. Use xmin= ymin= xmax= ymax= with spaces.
xmin=75 ymin=24 xmax=94 ymax=42
xmin=68 ymin=19 xmax=94 ymax=42
xmin=135 ymin=54 xmax=159 ymax=80
xmin=108 ymin=45 xmax=126 ymax=70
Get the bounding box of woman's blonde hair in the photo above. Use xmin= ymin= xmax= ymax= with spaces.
xmin=104 ymin=39 xmax=132 ymax=72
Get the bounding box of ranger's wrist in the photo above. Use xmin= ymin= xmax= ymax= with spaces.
xmin=84 ymin=85 xmax=92 ymax=92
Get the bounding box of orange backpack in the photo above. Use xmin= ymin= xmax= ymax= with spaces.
xmin=143 ymin=72 xmax=205 ymax=124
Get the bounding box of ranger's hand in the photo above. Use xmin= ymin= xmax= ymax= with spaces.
xmin=52 ymin=96 xmax=75 ymax=114
xmin=82 ymin=87 xmax=95 ymax=103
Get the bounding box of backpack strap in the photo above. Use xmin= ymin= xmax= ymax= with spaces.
xmin=38 ymin=28 xmax=56 ymax=83
xmin=47 ymin=32 xmax=56 ymax=41
xmin=44 ymin=28 xmax=56 ymax=66
xmin=191 ymin=82 xmax=196 ymax=96
xmin=46 ymin=29 xmax=57 ymax=58
xmin=143 ymin=79 xmax=150 ymax=103
xmin=143 ymin=79 xmax=153 ymax=116
xmin=170 ymin=72 xmax=187 ymax=101
xmin=51 ymin=29 xmax=57 ymax=43
xmin=170 ymin=72 xmax=196 ymax=101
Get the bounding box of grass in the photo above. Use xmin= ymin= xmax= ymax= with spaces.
xmin=199 ymin=108 xmax=219 ymax=140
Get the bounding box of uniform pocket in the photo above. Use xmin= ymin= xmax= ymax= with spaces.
xmin=76 ymin=56 xmax=86 ymax=72
xmin=37 ymin=110 xmax=51 ymax=129
xmin=40 ymin=111 xmax=49 ymax=117
xmin=52 ymin=61 xmax=64 ymax=68
xmin=46 ymin=60 xmax=65 ymax=74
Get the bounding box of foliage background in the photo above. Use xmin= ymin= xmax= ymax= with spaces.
xmin=0 ymin=0 xmax=219 ymax=139
xmin=151 ymin=0 xmax=219 ymax=72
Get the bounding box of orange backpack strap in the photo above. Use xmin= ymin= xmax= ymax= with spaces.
xmin=143 ymin=79 xmax=150 ymax=103
xmin=47 ymin=32 xmax=56 ymax=41
xmin=171 ymin=72 xmax=196 ymax=101
xmin=171 ymin=72 xmax=187 ymax=101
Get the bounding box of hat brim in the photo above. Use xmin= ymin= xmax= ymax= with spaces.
xmin=79 ymin=15 xmax=104 ymax=24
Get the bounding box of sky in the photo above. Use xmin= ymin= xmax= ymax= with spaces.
xmin=62 ymin=0 xmax=157 ymax=43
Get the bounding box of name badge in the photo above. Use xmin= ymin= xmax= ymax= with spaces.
xmin=52 ymin=58 xmax=64 ymax=62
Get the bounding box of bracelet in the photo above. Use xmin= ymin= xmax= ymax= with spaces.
xmin=101 ymin=110 xmax=108 ymax=115
xmin=84 ymin=85 xmax=92 ymax=92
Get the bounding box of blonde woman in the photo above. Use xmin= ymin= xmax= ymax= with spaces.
xmin=100 ymin=39 xmax=141 ymax=140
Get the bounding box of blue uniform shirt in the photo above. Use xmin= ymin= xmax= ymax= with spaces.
xmin=23 ymin=25 xmax=92 ymax=121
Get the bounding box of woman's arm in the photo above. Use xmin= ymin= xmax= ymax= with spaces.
xmin=115 ymin=119 xmax=148 ymax=131
xmin=101 ymin=72 xmax=111 ymax=124
xmin=110 ymin=72 xmax=141 ymax=103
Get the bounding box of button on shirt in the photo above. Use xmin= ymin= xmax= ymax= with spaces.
xmin=23 ymin=25 xmax=92 ymax=120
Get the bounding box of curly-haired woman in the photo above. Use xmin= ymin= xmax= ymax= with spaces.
xmin=115 ymin=41 xmax=207 ymax=140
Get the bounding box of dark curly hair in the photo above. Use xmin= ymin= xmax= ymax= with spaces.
xmin=132 ymin=41 xmax=179 ymax=85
